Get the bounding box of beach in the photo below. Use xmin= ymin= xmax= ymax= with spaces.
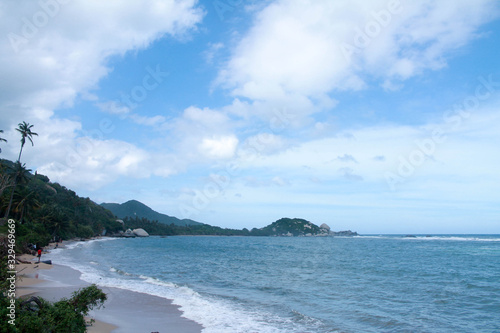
xmin=15 ymin=243 xmax=203 ymax=333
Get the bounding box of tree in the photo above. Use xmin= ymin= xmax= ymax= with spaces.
xmin=14 ymin=285 xmax=107 ymax=332
xmin=15 ymin=121 xmax=38 ymax=162
xmin=0 ymin=173 xmax=14 ymax=197
xmin=13 ymin=187 xmax=40 ymax=223
xmin=3 ymin=122 xmax=37 ymax=219
xmin=4 ymin=162 xmax=31 ymax=219
xmin=0 ymin=129 xmax=6 ymax=154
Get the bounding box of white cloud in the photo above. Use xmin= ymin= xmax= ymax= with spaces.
xmin=164 ymin=106 xmax=240 ymax=163
xmin=97 ymin=101 xmax=131 ymax=115
xmin=1 ymin=0 xmax=202 ymax=112
xmin=241 ymin=133 xmax=288 ymax=155
xmin=217 ymin=0 xmax=498 ymax=104
xmin=129 ymin=114 xmax=166 ymax=127
xmin=199 ymin=135 xmax=239 ymax=160
xmin=204 ymin=42 xmax=224 ymax=64
xmin=231 ymin=105 xmax=500 ymax=195
xmin=0 ymin=0 xmax=203 ymax=187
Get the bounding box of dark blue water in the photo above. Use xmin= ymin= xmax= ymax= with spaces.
xmin=47 ymin=235 xmax=500 ymax=332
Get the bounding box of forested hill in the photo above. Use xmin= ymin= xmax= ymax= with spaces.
xmin=0 ymin=158 xmax=122 ymax=250
xmin=101 ymin=200 xmax=202 ymax=226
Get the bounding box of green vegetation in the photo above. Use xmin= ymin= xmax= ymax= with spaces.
xmin=260 ymin=217 xmax=322 ymax=236
xmin=102 ymin=199 xmax=202 ymax=227
xmin=0 ymin=158 xmax=123 ymax=250
xmin=122 ymin=216 xmax=250 ymax=236
xmin=4 ymin=122 xmax=38 ymax=219
xmin=121 ymin=216 xmax=326 ymax=237
xmin=0 ymin=282 xmax=107 ymax=333
xmin=1 ymin=235 xmax=107 ymax=332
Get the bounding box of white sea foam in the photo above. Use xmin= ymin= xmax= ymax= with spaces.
xmin=46 ymin=248 xmax=314 ymax=333
xmin=404 ymin=236 xmax=500 ymax=242
xmin=59 ymin=237 xmax=119 ymax=250
xmin=355 ymin=235 xmax=500 ymax=242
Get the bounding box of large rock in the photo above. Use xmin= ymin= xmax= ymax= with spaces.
xmin=320 ymin=223 xmax=331 ymax=231
xmin=132 ymin=228 xmax=149 ymax=237
xmin=123 ymin=229 xmax=134 ymax=237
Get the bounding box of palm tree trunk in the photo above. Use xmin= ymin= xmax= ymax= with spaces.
xmin=20 ymin=205 xmax=25 ymax=223
xmin=4 ymin=183 xmax=17 ymax=219
xmin=18 ymin=144 xmax=24 ymax=162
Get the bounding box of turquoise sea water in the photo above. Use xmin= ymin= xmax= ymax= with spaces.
xmin=46 ymin=235 xmax=500 ymax=332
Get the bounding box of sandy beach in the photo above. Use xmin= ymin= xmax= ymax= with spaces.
xmin=15 ymin=243 xmax=203 ymax=333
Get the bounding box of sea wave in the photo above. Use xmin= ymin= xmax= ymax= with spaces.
xmin=403 ymin=236 xmax=500 ymax=242
xmin=57 ymin=237 xmax=119 ymax=250
xmin=355 ymin=235 xmax=500 ymax=242
xmin=45 ymin=245 xmax=318 ymax=333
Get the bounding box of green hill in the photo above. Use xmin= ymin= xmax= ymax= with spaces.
xmin=101 ymin=200 xmax=202 ymax=227
xmin=259 ymin=217 xmax=323 ymax=236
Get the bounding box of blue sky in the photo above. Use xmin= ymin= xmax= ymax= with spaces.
xmin=1 ymin=0 xmax=499 ymax=233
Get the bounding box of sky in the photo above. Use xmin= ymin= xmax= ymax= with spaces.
xmin=0 ymin=0 xmax=499 ymax=234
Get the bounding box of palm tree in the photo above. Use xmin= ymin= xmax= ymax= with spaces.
xmin=16 ymin=122 xmax=38 ymax=162
xmin=4 ymin=162 xmax=31 ymax=219
xmin=13 ymin=187 xmax=41 ymax=223
xmin=0 ymin=129 xmax=6 ymax=154
xmin=0 ymin=173 xmax=14 ymax=198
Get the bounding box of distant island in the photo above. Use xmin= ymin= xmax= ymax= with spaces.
xmin=258 ymin=217 xmax=358 ymax=237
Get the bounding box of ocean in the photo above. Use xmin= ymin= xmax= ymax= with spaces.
xmin=45 ymin=235 xmax=500 ymax=332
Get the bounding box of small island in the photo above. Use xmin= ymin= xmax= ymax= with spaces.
xmin=255 ymin=217 xmax=358 ymax=237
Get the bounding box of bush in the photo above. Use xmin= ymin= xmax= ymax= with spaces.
xmin=76 ymin=225 xmax=94 ymax=239
xmin=14 ymin=285 xmax=107 ymax=333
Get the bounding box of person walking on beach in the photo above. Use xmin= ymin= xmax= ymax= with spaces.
xmin=37 ymin=248 xmax=42 ymax=263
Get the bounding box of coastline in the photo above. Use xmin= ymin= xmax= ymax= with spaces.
xmin=16 ymin=242 xmax=203 ymax=333
xmin=16 ymin=252 xmax=118 ymax=333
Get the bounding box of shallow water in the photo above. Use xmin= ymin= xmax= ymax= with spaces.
xmin=46 ymin=235 xmax=500 ymax=332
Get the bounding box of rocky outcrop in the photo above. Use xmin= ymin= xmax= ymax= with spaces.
xmin=110 ymin=227 xmax=149 ymax=238
xmin=132 ymin=228 xmax=149 ymax=237
xmin=320 ymin=223 xmax=331 ymax=232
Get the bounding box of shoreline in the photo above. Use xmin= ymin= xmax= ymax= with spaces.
xmin=16 ymin=242 xmax=203 ymax=333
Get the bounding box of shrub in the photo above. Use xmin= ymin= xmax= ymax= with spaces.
xmin=15 ymin=285 xmax=107 ymax=333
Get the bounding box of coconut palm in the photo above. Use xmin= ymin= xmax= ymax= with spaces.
xmin=4 ymin=162 xmax=31 ymax=219
xmin=0 ymin=129 xmax=6 ymax=153
xmin=0 ymin=173 xmax=14 ymax=197
xmin=13 ymin=187 xmax=41 ymax=223
xmin=16 ymin=121 xmax=38 ymax=162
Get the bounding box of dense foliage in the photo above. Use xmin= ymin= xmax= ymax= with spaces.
xmin=0 ymin=158 xmax=122 ymax=250
xmin=0 ymin=284 xmax=107 ymax=333
xmin=123 ymin=216 xmax=251 ymax=236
